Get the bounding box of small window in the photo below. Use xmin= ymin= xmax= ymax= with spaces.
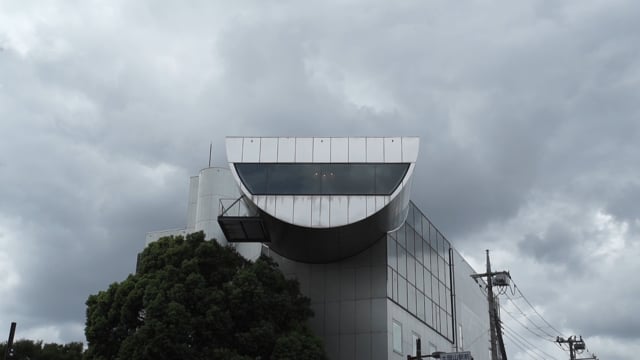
xmin=412 ymin=332 xmax=421 ymax=356
xmin=458 ymin=324 xmax=464 ymax=350
xmin=392 ymin=320 xmax=403 ymax=354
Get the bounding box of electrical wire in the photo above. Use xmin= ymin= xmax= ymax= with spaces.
xmin=504 ymin=292 xmax=558 ymax=339
xmin=502 ymin=323 xmax=561 ymax=360
xmin=502 ymin=330 xmax=544 ymax=360
xmin=510 ymin=281 xmax=566 ymax=337
xmin=501 ymin=306 xmax=558 ymax=343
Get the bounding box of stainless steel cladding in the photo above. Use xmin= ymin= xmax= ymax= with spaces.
xmin=226 ymin=137 xmax=419 ymax=263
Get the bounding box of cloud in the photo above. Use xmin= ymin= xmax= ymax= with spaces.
xmin=1 ymin=1 xmax=640 ymax=358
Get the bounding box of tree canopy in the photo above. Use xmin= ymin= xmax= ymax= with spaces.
xmin=84 ymin=231 xmax=325 ymax=360
xmin=0 ymin=339 xmax=83 ymax=360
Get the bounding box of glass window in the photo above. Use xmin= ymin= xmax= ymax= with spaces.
xmin=417 ymin=292 xmax=425 ymax=322
xmin=413 ymin=209 xmax=422 ymax=236
xmin=388 ymin=238 xmax=397 ymax=270
xmin=408 ymin=285 xmax=416 ymax=314
xmin=387 ymin=266 xmax=393 ymax=298
xmin=431 ymin=247 xmax=439 ymax=278
xmin=431 ymin=275 xmax=439 ymax=303
xmin=415 ymin=234 xmax=423 ymax=265
xmin=441 ymin=308 xmax=448 ymax=335
xmin=422 ymin=239 xmax=430 ymax=268
xmin=425 ymin=271 xmax=432 ymax=300
xmin=407 ymin=205 xmax=415 ymax=228
xmin=398 ymin=246 xmax=407 ymax=278
xmin=407 ymin=255 xmax=415 ymax=285
xmin=440 ymin=282 xmax=447 ymax=309
xmin=375 ymin=164 xmax=410 ymax=194
xmin=399 ymin=276 xmax=407 ymax=307
xmin=412 ymin=333 xmax=421 ymax=357
xmin=397 ymin=225 xmax=406 ymax=249
xmin=392 ymin=321 xmax=403 ymax=354
xmin=437 ymin=232 xmax=446 ymax=257
xmin=441 ymin=259 xmax=448 ymax=286
xmin=406 ymin=226 xmax=415 ymax=256
xmin=234 ymin=163 xmax=268 ymax=193
xmin=421 ymin=216 xmax=430 ymax=244
xmin=429 ymin=223 xmax=437 ymax=248
xmin=392 ymin=270 xmax=399 ymax=302
xmin=416 ymin=264 xmax=424 ymax=292
xmin=235 ymin=163 xmax=409 ymax=195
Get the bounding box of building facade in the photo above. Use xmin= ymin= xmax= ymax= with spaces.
xmin=146 ymin=137 xmax=490 ymax=360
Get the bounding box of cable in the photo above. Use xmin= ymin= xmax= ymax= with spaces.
xmin=511 ymin=281 xmax=566 ymax=337
xmin=504 ymin=292 xmax=558 ymax=339
xmin=502 ymin=330 xmax=544 ymax=360
xmin=502 ymin=323 xmax=560 ymax=360
xmin=501 ymin=306 xmax=558 ymax=343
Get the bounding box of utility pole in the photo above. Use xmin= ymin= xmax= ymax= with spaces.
xmin=556 ymin=336 xmax=586 ymax=360
xmin=4 ymin=322 xmax=16 ymax=360
xmin=470 ymin=250 xmax=510 ymax=360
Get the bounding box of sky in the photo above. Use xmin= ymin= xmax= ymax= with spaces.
xmin=0 ymin=0 xmax=639 ymax=358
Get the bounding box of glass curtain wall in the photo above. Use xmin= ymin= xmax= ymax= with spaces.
xmin=387 ymin=202 xmax=454 ymax=341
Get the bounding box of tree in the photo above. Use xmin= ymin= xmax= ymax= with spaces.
xmin=84 ymin=231 xmax=326 ymax=360
xmin=0 ymin=339 xmax=83 ymax=360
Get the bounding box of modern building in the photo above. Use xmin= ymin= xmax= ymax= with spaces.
xmin=146 ymin=137 xmax=490 ymax=360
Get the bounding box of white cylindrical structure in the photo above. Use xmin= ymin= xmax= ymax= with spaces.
xmin=194 ymin=167 xmax=240 ymax=245
xmin=186 ymin=175 xmax=199 ymax=232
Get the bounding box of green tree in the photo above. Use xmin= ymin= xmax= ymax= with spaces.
xmin=84 ymin=231 xmax=326 ymax=360
xmin=0 ymin=339 xmax=83 ymax=360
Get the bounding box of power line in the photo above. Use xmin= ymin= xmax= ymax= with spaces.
xmin=504 ymin=292 xmax=558 ymax=339
xmin=502 ymin=323 xmax=560 ymax=360
xmin=510 ymin=281 xmax=566 ymax=337
xmin=501 ymin=305 xmax=558 ymax=343
xmin=502 ymin=330 xmax=544 ymax=360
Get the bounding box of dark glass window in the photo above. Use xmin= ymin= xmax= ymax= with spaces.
xmin=235 ymin=163 xmax=409 ymax=195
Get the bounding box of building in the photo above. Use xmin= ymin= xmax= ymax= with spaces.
xmin=146 ymin=137 xmax=490 ymax=360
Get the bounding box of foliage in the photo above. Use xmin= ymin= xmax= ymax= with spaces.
xmin=84 ymin=231 xmax=326 ymax=360
xmin=0 ymin=339 xmax=83 ymax=360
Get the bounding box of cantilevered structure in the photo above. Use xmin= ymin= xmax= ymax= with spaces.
xmin=146 ymin=137 xmax=490 ymax=360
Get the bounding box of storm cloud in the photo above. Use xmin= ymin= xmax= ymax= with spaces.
xmin=1 ymin=0 xmax=640 ymax=358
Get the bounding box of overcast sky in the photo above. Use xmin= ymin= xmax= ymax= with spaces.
xmin=1 ymin=0 xmax=639 ymax=358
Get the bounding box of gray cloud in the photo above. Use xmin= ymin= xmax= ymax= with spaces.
xmin=1 ymin=0 xmax=640 ymax=358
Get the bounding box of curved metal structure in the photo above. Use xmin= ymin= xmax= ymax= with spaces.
xmin=226 ymin=136 xmax=419 ymax=263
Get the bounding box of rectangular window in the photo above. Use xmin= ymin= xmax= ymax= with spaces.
xmin=397 ymin=225 xmax=406 ymax=249
xmin=415 ymin=234 xmax=423 ymax=265
xmin=407 ymin=255 xmax=415 ymax=284
xmin=399 ymin=276 xmax=407 ymax=307
xmin=417 ymin=291 xmax=425 ymax=322
xmin=412 ymin=332 xmax=421 ymax=356
xmin=388 ymin=238 xmax=397 ymax=270
xmin=393 ymin=320 xmax=403 ymax=354
xmin=392 ymin=270 xmax=399 ymax=302
xmin=408 ymin=284 xmax=417 ymax=314
xmin=398 ymin=246 xmax=407 ymax=278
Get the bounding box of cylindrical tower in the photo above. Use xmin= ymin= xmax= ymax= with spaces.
xmin=194 ymin=167 xmax=240 ymax=245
